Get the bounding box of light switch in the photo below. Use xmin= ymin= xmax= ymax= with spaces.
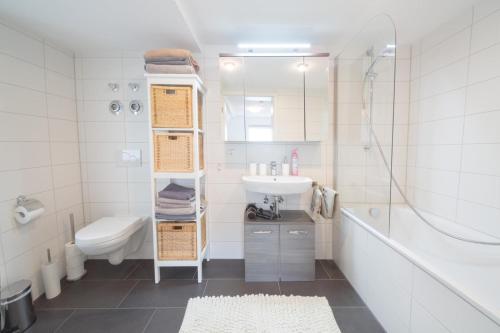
xmin=116 ymin=149 xmax=142 ymax=167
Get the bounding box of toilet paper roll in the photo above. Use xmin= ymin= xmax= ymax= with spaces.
xmin=65 ymin=242 xmax=86 ymax=281
xmin=14 ymin=206 xmax=45 ymax=225
xmin=41 ymin=261 xmax=61 ymax=299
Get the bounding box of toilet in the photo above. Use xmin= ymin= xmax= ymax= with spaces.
xmin=76 ymin=216 xmax=147 ymax=265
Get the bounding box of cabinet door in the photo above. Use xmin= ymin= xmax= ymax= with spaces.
xmin=280 ymin=224 xmax=315 ymax=281
xmin=244 ymin=224 xmax=279 ymax=281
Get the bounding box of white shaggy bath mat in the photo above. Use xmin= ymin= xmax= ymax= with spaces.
xmin=179 ymin=294 xmax=341 ymax=333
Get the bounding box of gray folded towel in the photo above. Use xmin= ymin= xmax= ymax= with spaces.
xmin=155 ymin=213 xmax=196 ymax=221
xmin=158 ymin=183 xmax=195 ymax=200
xmin=146 ymin=59 xmax=191 ymax=66
xmin=157 ymin=196 xmax=195 ymax=206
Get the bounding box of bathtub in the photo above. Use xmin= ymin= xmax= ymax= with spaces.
xmin=335 ymin=205 xmax=500 ymax=333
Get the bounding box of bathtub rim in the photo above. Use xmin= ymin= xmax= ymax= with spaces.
xmin=340 ymin=207 xmax=500 ymax=326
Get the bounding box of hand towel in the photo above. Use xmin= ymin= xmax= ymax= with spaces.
xmin=321 ymin=186 xmax=337 ymax=218
xmin=310 ymin=187 xmax=323 ymax=216
xmin=158 ymin=183 xmax=195 ymax=200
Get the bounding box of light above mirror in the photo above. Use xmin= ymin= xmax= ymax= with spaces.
xmin=237 ymin=43 xmax=311 ymax=49
xmin=297 ymin=63 xmax=309 ymax=72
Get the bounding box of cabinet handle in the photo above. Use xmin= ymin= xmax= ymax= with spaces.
xmin=288 ymin=230 xmax=309 ymax=235
xmin=253 ymin=230 xmax=272 ymax=234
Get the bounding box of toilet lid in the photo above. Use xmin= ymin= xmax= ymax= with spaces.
xmin=76 ymin=216 xmax=144 ymax=246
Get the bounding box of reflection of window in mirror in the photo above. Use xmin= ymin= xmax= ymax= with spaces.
xmin=245 ymin=96 xmax=274 ymax=142
xmin=248 ymin=126 xmax=273 ymax=141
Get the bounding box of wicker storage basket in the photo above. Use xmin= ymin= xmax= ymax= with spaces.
xmin=151 ymin=85 xmax=192 ymax=128
xmin=157 ymin=215 xmax=207 ymax=260
xmin=199 ymin=134 xmax=205 ymax=170
xmin=154 ymin=132 xmax=193 ymax=172
xmin=197 ymin=92 xmax=203 ymax=130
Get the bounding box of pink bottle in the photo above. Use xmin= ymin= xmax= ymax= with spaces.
xmin=291 ymin=148 xmax=299 ymax=176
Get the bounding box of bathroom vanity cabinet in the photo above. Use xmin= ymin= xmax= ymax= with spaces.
xmin=244 ymin=210 xmax=315 ymax=281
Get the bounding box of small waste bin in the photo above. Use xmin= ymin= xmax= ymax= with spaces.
xmin=1 ymin=280 xmax=36 ymax=332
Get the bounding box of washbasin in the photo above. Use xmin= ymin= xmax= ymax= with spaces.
xmin=242 ymin=176 xmax=313 ymax=195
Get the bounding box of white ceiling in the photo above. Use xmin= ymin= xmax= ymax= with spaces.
xmin=0 ymin=0 xmax=483 ymax=55
xmin=0 ymin=0 xmax=200 ymax=54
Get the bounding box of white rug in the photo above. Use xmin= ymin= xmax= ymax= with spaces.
xmin=180 ymin=294 xmax=341 ymax=333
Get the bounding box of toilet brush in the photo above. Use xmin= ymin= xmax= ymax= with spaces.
xmin=65 ymin=213 xmax=86 ymax=281
xmin=41 ymin=248 xmax=61 ymax=299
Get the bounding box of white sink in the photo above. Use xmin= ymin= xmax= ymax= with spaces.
xmin=242 ymin=176 xmax=313 ymax=195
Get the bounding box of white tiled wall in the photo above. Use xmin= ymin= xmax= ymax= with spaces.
xmin=76 ymin=45 xmax=335 ymax=260
xmin=75 ymin=52 xmax=154 ymax=259
xmin=0 ymin=22 xmax=83 ymax=299
xmin=407 ymin=1 xmax=500 ymax=239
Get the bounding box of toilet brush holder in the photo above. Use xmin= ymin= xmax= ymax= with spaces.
xmin=65 ymin=241 xmax=86 ymax=281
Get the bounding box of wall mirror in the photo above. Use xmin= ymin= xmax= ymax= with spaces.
xmin=220 ymin=55 xmax=329 ymax=142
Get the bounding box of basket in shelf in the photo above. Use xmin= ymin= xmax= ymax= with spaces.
xmin=197 ymin=91 xmax=203 ymax=130
xmin=157 ymin=215 xmax=206 ymax=260
xmin=153 ymin=132 xmax=204 ymax=172
xmin=151 ymin=85 xmax=192 ymax=128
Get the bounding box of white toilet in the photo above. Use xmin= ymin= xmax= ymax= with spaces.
xmin=75 ymin=216 xmax=147 ymax=265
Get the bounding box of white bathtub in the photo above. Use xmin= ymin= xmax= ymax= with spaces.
xmin=335 ymin=205 xmax=500 ymax=333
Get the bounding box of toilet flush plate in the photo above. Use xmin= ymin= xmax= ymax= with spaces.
xmin=116 ymin=149 xmax=142 ymax=167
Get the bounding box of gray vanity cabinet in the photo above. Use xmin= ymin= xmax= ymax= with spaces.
xmin=244 ymin=210 xmax=315 ymax=282
xmin=244 ymin=224 xmax=280 ymax=281
xmin=280 ymin=224 xmax=315 ymax=281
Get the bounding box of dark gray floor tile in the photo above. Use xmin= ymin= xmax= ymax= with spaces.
xmin=128 ymin=260 xmax=196 ymax=280
xmin=204 ymin=279 xmax=280 ymax=297
xmin=144 ymin=308 xmax=185 ymax=333
xmin=315 ymin=260 xmax=329 ymax=279
xmin=25 ymin=309 xmax=73 ymax=333
xmin=320 ymin=260 xmax=346 ymax=279
xmin=203 ymin=259 xmax=244 ymax=279
xmin=333 ymin=307 xmax=385 ymax=333
xmin=35 ymin=280 xmax=137 ymax=309
xmin=120 ymin=280 xmax=206 ymax=308
xmin=83 ymin=259 xmax=138 ymax=280
xmin=279 ymin=280 xmax=365 ymax=306
xmin=57 ymin=309 xmax=153 ymax=333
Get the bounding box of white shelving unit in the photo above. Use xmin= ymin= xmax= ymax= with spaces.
xmin=145 ymin=74 xmax=209 ymax=284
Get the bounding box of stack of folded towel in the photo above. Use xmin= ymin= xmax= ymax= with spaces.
xmin=144 ymin=48 xmax=200 ymax=74
xmin=155 ymin=183 xmax=204 ymax=220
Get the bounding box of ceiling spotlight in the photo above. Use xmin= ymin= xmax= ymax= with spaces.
xmin=297 ymin=63 xmax=309 ymax=72
xmin=223 ymin=61 xmax=236 ymax=71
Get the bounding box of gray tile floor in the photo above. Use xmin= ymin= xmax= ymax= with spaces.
xmin=31 ymin=259 xmax=385 ymax=333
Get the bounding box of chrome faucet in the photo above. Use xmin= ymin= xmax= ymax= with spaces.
xmin=270 ymin=161 xmax=277 ymax=176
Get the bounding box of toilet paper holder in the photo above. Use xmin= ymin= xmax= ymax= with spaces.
xmin=14 ymin=195 xmax=45 ymax=225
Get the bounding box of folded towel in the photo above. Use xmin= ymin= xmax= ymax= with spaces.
xmin=146 ymin=59 xmax=192 ymax=66
xmin=155 ymin=213 xmax=196 ymax=221
xmin=155 ymin=205 xmax=196 ymax=215
xmin=157 ymin=196 xmax=195 ymax=206
xmin=157 ymin=202 xmax=195 ymax=209
xmin=159 ymin=183 xmax=195 ymax=200
xmin=145 ymin=63 xmax=197 ymax=74
xmin=144 ymin=48 xmax=192 ymax=61
xmin=155 ymin=207 xmax=205 ymax=221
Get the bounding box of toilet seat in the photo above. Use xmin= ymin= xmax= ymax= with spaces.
xmin=76 ymin=216 xmax=144 ymax=247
